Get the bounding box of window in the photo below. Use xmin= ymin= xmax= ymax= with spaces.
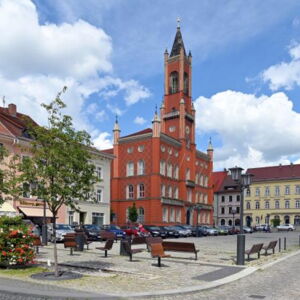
xmin=96 ymin=189 xmax=103 ymax=202
xmin=285 ymin=200 xmax=290 ymax=209
xmin=285 ymin=186 xmax=290 ymax=195
xmin=137 ymin=207 xmax=145 ymax=223
xmin=167 ymin=163 xmax=173 ymax=177
xmin=200 ymin=175 xmax=203 ymax=186
xmin=169 ymin=71 xmax=179 ymax=94
xmin=176 ymin=209 xmax=181 ymax=222
xmin=275 ymin=186 xmax=280 ymax=196
xmin=126 ymin=162 xmax=134 ymax=176
xmin=174 ymin=187 xmax=179 ymax=199
xmin=174 ymin=165 xmax=179 ymax=179
xmin=265 ymin=187 xmax=270 ymax=196
xmin=187 ymin=189 xmax=192 ymax=202
xmin=236 ymin=195 xmax=240 ymax=202
xmin=255 ymin=216 xmax=260 ymax=224
xmin=96 ymin=166 xmax=102 ymax=180
xmin=92 ymin=212 xmax=104 ymax=226
xmin=255 ymin=201 xmax=260 ymax=209
xmin=127 ymin=185 xmax=134 ymax=199
xmin=229 ymin=195 xmax=233 ymax=202
xmin=127 ymin=147 xmax=133 ymax=154
xmin=275 ymin=200 xmax=280 ymax=209
xmin=160 ymin=145 xmax=165 ymax=152
xmin=296 ymin=200 xmax=300 ymax=208
xmin=229 ymin=206 xmax=232 ymax=214
xmin=221 ymin=207 xmax=225 ymax=214
xmin=137 ymin=145 xmax=144 ymax=152
xmin=186 ymin=168 xmax=190 ymax=180
xmin=246 ymin=189 xmax=251 ymax=196
xmin=246 ymin=202 xmax=250 ymax=209
xmin=168 ymin=186 xmax=172 ymax=198
xmin=296 ymin=186 xmax=300 ymax=195
xmin=204 ymin=194 xmax=208 ymax=204
xmin=68 ymin=211 xmax=74 ymax=225
xmin=163 ymin=207 xmax=168 ymax=222
xmin=265 ymin=201 xmax=270 ymax=209
xmin=221 ymin=196 xmax=225 ymax=203
xmin=169 ymin=126 xmax=176 ymax=132
xmin=236 ymin=206 xmax=240 ymax=213
xmin=161 ymin=184 xmax=166 ymax=197
xmin=255 ymin=188 xmax=260 ymax=196
xmin=170 ymin=208 xmax=175 ymax=222
xmin=137 ymin=160 xmax=145 ymax=175
xmin=138 ymin=184 xmax=145 ymax=198
xmin=160 ymin=161 xmax=166 ymax=175
xmin=184 ymin=72 xmax=189 ymax=94
xmin=204 ymin=176 xmax=208 ymax=187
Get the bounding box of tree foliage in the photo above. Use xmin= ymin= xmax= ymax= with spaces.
xmin=128 ymin=202 xmax=138 ymax=223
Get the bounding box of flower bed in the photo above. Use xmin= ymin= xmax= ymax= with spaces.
xmin=0 ymin=216 xmax=35 ymax=267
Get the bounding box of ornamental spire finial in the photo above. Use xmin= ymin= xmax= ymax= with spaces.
xmin=177 ymin=17 xmax=181 ymax=29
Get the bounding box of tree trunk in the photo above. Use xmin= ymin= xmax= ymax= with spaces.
xmin=52 ymin=214 xmax=59 ymax=277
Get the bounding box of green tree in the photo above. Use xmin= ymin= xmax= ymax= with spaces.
xmin=128 ymin=202 xmax=138 ymax=223
xmin=19 ymin=87 xmax=97 ymax=277
xmin=271 ymin=218 xmax=280 ymax=227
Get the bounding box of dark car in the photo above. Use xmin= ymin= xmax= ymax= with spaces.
xmin=159 ymin=226 xmax=180 ymax=238
xmin=102 ymin=224 xmax=126 ymax=239
xmin=82 ymin=224 xmax=101 ymax=241
xmin=144 ymin=225 xmax=167 ymax=238
xmin=192 ymin=226 xmax=208 ymax=237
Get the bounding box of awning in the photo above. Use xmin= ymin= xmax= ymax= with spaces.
xmin=0 ymin=202 xmax=17 ymax=216
xmin=18 ymin=206 xmax=53 ymax=218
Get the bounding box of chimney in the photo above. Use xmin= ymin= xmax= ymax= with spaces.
xmin=8 ymin=103 xmax=17 ymax=117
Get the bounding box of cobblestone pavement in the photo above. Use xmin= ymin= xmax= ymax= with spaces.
xmin=0 ymin=232 xmax=299 ymax=298
xmin=144 ymin=249 xmax=300 ymax=300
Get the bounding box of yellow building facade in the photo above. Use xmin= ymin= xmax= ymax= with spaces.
xmin=244 ymin=164 xmax=300 ymax=227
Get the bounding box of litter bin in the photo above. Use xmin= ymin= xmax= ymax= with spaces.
xmin=75 ymin=232 xmax=84 ymax=251
xmin=120 ymin=236 xmax=131 ymax=256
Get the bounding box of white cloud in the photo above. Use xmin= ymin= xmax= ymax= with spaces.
xmin=194 ymin=90 xmax=300 ymax=169
xmin=93 ymin=132 xmax=112 ymax=150
xmin=134 ymin=116 xmax=147 ymax=125
xmin=0 ymin=0 xmax=150 ymax=134
xmin=262 ymin=42 xmax=300 ymax=90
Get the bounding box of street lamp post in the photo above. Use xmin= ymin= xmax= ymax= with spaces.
xmin=231 ymin=208 xmax=237 ymax=231
xmin=229 ymin=167 xmax=253 ymax=265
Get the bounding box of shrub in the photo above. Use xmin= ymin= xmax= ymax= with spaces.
xmin=0 ymin=216 xmax=35 ymax=267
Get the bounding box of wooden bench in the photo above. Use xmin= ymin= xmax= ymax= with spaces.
xmin=262 ymin=240 xmax=277 ymax=255
xmin=150 ymin=243 xmax=171 ymax=267
xmin=122 ymin=240 xmax=144 ymax=261
xmin=100 ymin=230 xmax=116 ymax=241
xmin=146 ymin=236 xmax=163 ymax=251
xmin=162 ymin=241 xmax=199 ymax=260
xmin=64 ymin=235 xmax=77 ymax=255
xmin=32 ymin=235 xmax=42 ymax=254
xmin=245 ymin=243 xmax=264 ymax=261
xmin=96 ymin=239 xmax=114 ymax=257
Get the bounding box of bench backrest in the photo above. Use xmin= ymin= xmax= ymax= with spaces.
xmin=146 ymin=236 xmax=163 ymax=246
xmin=104 ymin=239 xmax=114 ymax=250
xmin=32 ymin=235 xmax=42 ymax=246
xmin=250 ymin=243 xmax=264 ymax=253
xmin=64 ymin=239 xmax=76 ymax=248
xmin=267 ymin=240 xmax=277 ymax=249
xmin=132 ymin=236 xmax=146 ymax=245
xmin=162 ymin=241 xmax=196 ymax=252
xmin=100 ymin=230 xmax=115 ymax=240
xmin=150 ymin=243 xmax=165 ymax=258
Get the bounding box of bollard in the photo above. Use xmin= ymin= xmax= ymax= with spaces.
xmin=279 ymin=238 xmax=281 ymax=252
xmin=284 ymin=237 xmax=286 ymax=250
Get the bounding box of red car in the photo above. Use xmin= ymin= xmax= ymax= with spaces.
xmin=121 ymin=225 xmax=140 ymax=237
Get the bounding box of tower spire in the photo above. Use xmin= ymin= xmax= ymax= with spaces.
xmin=170 ymin=18 xmax=186 ymax=57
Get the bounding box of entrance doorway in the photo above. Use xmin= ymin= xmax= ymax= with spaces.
xmin=246 ymin=216 xmax=251 ymax=227
xmin=79 ymin=212 xmax=86 ymax=225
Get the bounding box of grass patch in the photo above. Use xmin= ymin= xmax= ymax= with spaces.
xmin=0 ymin=266 xmax=48 ymax=277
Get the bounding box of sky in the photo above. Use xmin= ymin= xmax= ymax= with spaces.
xmin=1 ymin=0 xmax=300 ymax=170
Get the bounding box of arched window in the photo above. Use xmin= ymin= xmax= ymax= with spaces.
xmin=186 ymin=168 xmax=190 ymax=180
xmin=228 ymin=219 xmax=232 ymax=226
xmin=275 ymin=200 xmax=280 ymax=209
xmin=160 ymin=160 xmax=166 ymax=175
xmin=137 ymin=207 xmax=144 ymax=223
xmin=174 ymin=187 xmax=179 ymax=199
xmin=296 ymin=200 xmax=300 ymax=208
xmin=169 ymin=71 xmax=179 ymax=94
xmin=184 ymin=72 xmax=189 ymax=95
xmin=285 ymin=200 xmax=290 ymax=209
xmin=174 ymin=165 xmax=179 ymax=179
xmin=294 ymin=215 xmax=300 ymax=225
xmin=137 ymin=160 xmax=145 ymax=175
xmin=284 ymin=215 xmax=290 ymax=224
xmin=168 ymin=185 xmax=172 ymax=198
xmin=220 ymin=219 xmax=225 ymax=226
xmin=255 ymin=201 xmax=260 ymax=209
xmin=126 ymin=185 xmax=134 ymax=199
xmin=126 ymin=162 xmax=134 ymax=176
xmin=246 ymin=202 xmax=251 ymax=209
xmin=138 ymin=184 xmax=145 ymax=198
xmin=161 ymin=184 xmax=166 ymax=197
xmin=265 ymin=201 xmax=270 ymax=209
xmin=167 ymin=163 xmax=173 ymax=177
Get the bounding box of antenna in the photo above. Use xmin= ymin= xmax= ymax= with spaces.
xmin=2 ymin=96 xmax=5 ymax=108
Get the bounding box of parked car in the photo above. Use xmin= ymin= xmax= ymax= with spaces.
xmin=121 ymin=225 xmax=140 ymax=237
xmin=215 ymin=226 xmax=228 ymax=235
xmin=202 ymin=226 xmax=218 ymax=236
xmin=171 ymin=225 xmax=190 ymax=237
xmin=243 ymin=226 xmax=253 ymax=233
xmin=277 ymin=224 xmax=295 ymax=231
xmin=254 ymin=224 xmax=271 ymax=232
xmin=176 ymin=225 xmax=193 ymax=236
xmin=48 ymin=224 xmax=75 ymax=242
xmin=159 ymin=226 xmax=180 ymax=238
xmin=102 ymin=224 xmax=126 ymax=239
xmin=143 ymin=225 xmax=167 ymax=238
xmin=191 ymin=226 xmax=208 ymax=237
xmin=82 ymin=224 xmax=101 ymax=241
xmin=22 ymin=219 xmax=40 ymax=236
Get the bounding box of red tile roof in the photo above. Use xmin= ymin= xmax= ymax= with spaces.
xmin=247 ymin=164 xmax=300 ymax=182
xmin=101 ymin=148 xmax=114 ymax=154
xmin=212 ymin=171 xmax=228 ymax=192
xmin=121 ymin=128 xmax=152 ymax=139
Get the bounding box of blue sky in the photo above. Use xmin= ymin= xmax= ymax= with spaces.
xmin=1 ymin=0 xmax=300 ymax=170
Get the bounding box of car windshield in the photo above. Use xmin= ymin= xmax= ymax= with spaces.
xmin=109 ymin=225 xmax=121 ymax=230
xmin=85 ymin=225 xmax=99 ymax=230
xmin=148 ymin=226 xmax=160 ymax=230
xmin=56 ymin=224 xmax=72 ymax=230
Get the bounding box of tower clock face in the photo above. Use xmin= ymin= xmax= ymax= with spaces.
xmin=185 ymin=126 xmax=190 ymax=134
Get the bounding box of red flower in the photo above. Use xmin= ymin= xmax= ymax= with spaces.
xmin=17 ymin=258 xmax=23 ymax=263
xmin=1 ymin=251 xmax=7 ymax=256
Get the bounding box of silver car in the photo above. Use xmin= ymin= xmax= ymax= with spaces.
xmin=48 ymin=224 xmax=75 ymax=242
xmin=202 ymin=226 xmax=218 ymax=236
